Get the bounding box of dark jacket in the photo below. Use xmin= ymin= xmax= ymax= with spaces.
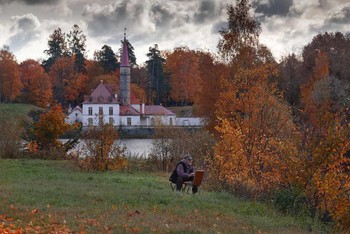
xmin=169 ymin=160 xmax=194 ymax=183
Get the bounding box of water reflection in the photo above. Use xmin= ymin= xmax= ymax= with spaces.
xmin=63 ymin=139 xmax=153 ymax=158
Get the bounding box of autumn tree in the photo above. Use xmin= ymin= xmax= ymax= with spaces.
xmin=206 ymin=0 xmax=297 ymax=198
xmin=218 ymin=0 xmax=261 ymax=66
xmin=0 ymin=47 xmax=22 ymax=103
xmin=300 ymin=32 xmax=350 ymax=123
xmin=209 ymin=64 xmax=295 ymax=198
xmin=49 ymin=56 xmax=87 ymax=105
xmin=277 ymin=53 xmax=302 ymax=114
xmin=67 ymin=24 xmax=87 ymax=73
xmin=33 ymin=104 xmax=72 ymax=150
xmin=131 ymin=66 xmax=148 ymax=101
xmin=42 ymin=28 xmax=67 ymax=72
xmin=295 ymin=48 xmax=350 ymax=228
xmin=194 ymin=51 xmax=229 ymax=132
xmin=19 ymin=59 xmax=52 ymax=107
xmin=79 ymin=122 xmax=128 ymax=171
xmin=302 ymin=120 xmax=349 ymax=229
xmin=131 ymin=83 xmax=146 ymax=103
xmin=164 ymin=47 xmax=200 ymax=105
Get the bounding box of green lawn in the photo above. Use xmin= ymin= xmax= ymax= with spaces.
xmin=0 ymin=159 xmax=326 ymax=233
xmin=0 ymin=103 xmax=42 ymax=121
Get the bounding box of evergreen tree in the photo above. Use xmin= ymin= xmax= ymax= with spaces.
xmin=94 ymin=45 xmax=118 ymax=73
xmin=146 ymin=44 xmax=168 ymax=105
xmin=42 ymin=28 xmax=67 ymax=72
xmin=67 ymin=24 xmax=87 ymax=73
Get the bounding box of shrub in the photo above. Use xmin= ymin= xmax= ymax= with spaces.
xmin=77 ymin=123 xmax=128 ymax=171
xmin=0 ymin=114 xmax=23 ymax=158
xmin=272 ymin=188 xmax=308 ymax=215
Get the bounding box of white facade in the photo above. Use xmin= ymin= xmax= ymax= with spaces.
xmin=82 ymin=104 xmax=120 ymax=126
xmin=176 ymin=117 xmax=206 ymax=126
xmin=66 ymin=106 xmax=83 ymax=124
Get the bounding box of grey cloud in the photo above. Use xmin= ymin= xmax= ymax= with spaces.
xmin=150 ymin=4 xmax=174 ymax=28
xmin=7 ymin=14 xmax=41 ymax=51
xmin=211 ymin=21 xmax=226 ymax=34
xmin=253 ymin=0 xmax=293 ymax=17
xmin=327 ymin=5 xmax=350 ymax=24
xmin=83 ymin=1 xmax=153 ymax=38
xmin=194 ymin=1 xmax=216 ymax=23
xmin=82 ymin=2 xmax=128 ymax=37
xmin=0 ymin=0 xmax=58 ymax=5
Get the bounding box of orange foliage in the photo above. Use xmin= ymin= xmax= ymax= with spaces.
xmin=19 ymin=59 xmax=52 ymax=107
xmin=49 ymin=56 xmax=88 ymax=104
xmin=208 ymin=63 xmax=296 ymax=198
xmin=79 ymin=123 xmax=127 ymax=171
xmin=0 ymin=49 xmax=22 ymax=102
xmin=194 ymin=51 xmax=229 ymax=132
xmin=131 ymin=83 xmax=146 ymax=103
xmin=296 ymin=118 xmax=350 ymax=229
xmin=34 ymin=104 xmax=72 ymax=149
xmin=164 ymin=47 xmax=201 ymax=104
xmin=300 ymin=51 xmax=331 ymax=127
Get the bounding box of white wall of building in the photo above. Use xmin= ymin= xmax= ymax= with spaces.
xmin=82 ymin=104 xmax=120 ymax=126
xmin=66 ymin=108 xmax=82 ymax=124
xmin=140 ymin=115 xmax=176 ymax=126
xmin=119 ymin=116 xmax=141 ymax=126
xmin=176 ymin=117 xmax=205 ymax=126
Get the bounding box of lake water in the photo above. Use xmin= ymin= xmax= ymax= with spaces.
xmin=63 ymin=138 xmax=154 ymax=158
xmin=117 ymin=139 xmax=153 ymax=157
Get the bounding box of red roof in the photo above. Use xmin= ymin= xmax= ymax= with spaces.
xmin=83 ymin=82 xmax=118 ymax=104
xmin=144 ymin=105 xmax=175 ymax=115
xmin=120 ymin=105 xmax=140 ymax=116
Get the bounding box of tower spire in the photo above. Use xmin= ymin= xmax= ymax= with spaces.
xmin=120 ymin=27 xmax=129 ymax=67
xmin=120 ymin=27 xmax=131 ymax=105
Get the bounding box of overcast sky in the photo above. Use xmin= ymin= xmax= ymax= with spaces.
xmin=1 ymin=0 xmax=350 ymax=65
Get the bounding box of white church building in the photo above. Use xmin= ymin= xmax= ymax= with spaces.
xmin=66 ymin=35 xmax=181 ymax=128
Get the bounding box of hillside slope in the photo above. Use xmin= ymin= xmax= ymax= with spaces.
xmin=0 ymin=159 xmax=327 ymax=233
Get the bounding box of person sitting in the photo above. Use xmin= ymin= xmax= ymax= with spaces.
xmin=169 ymin=154 xmax=198 ymax=194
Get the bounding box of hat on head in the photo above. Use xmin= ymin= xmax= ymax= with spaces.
xmin=184 ymin=154 xmax=193 ymax=161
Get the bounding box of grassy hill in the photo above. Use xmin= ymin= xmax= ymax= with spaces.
xmin=0 ymin=159 xmax=327 ymax=233
xmin=0 ymin=103 xmax=42 ymax=122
